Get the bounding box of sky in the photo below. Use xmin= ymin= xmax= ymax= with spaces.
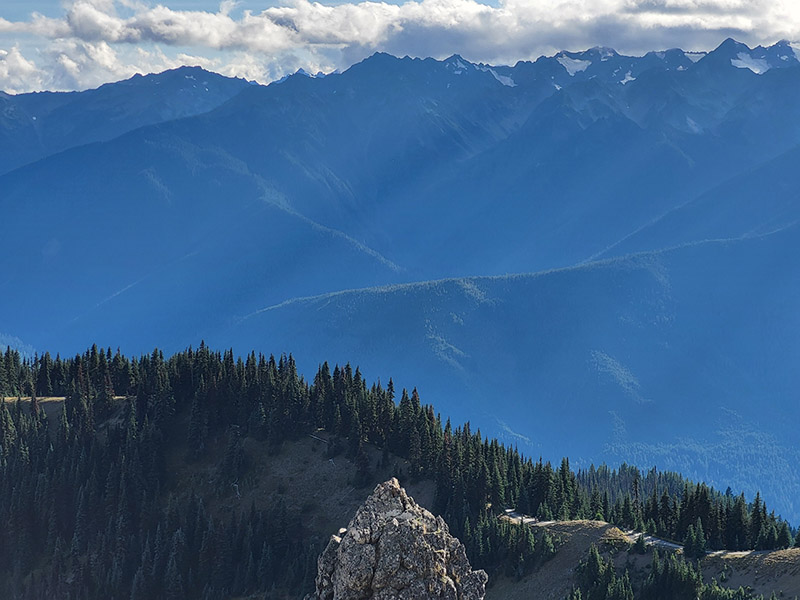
xmin=1 ymin=0 xmax=799 ymax=93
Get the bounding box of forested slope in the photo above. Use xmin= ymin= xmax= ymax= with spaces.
xmin=0 ymin=345 xmax=794 ymax=599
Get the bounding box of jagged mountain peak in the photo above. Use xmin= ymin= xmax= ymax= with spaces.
xmin=148 ymin=64 xmax=216 ymax=77
xmin=715 ymin=37 xmax=750 ymax=52
xmin=587 ymin=45 xmax=619 ymax=60
xmin=340 ymin=51 xmax=421 ymax=79
xmin=442 ymin=54 xmax=478 ymax=74
xmin=444 ymin=53 xmax=471 ymax=63
xmin=0 ymin=62 xmax=252 ymax=175
xmin=272 ymin=66 xmax=329 ymax=85
xmin=358 ymin=50 xmax=406 ymax=67
xmin=103 ymin=64 xmax=249 ymax=91
xmin=700 ymin=37 xmax=800 ymax=73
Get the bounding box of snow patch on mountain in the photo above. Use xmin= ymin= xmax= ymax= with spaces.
xmin=620 ymin=71 xmax=635 ymax=85
xmin=557 ymin=55 xmax=591 ymax=76
xmin=791 ymin=42 xmax=800 ymax=60
xmin=593 ymin=46 xmax=616 ymax=61
xmin=479 ymin=67 xmax=517 ymax=87
xmin=685 ymin=52 xmax=706 ymax=63
xmin=731 ymin=52 xmax=771 ymax=74
xmin=446 ymin=57 xmax=473 ymax=75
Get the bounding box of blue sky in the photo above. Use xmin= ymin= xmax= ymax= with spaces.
xmin=2 ymin=0 xmax=799 ymax=93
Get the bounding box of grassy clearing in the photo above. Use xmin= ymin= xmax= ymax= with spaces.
xmin=703 ymin=547 xmax=800 ymax=599
xmin=2 ymin=396 xmax=128 ymax=438
xmin=487 ymin=519 xmax=800 ymax=600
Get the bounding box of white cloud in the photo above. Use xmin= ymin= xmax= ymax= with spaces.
xmin=47 ymin=40 xmax=135 ymax=89
xmin=0 ymin=46 xmax=44 ymax=93
xmin=0 ymin=0 xmax=799 ymax=92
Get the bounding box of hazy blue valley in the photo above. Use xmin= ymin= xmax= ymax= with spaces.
xmin=3 ymin=36 xmax=800 ymax=532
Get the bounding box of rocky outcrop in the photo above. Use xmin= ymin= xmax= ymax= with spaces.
xmin=306 ymin=478 xmax=488 ymax=600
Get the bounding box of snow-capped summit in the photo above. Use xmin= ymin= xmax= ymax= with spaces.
xmin=444 ymin=54 xmax=475 ymax=74
xmin=587 ymin=46 xmax=619 ymax=61
xmin=758 ymin=40 xmax=800 ymax=68
xmin=555 ymin=52 xmax=592 ymax=76
xmin=699 ymin=38 xmax=800 ymax=74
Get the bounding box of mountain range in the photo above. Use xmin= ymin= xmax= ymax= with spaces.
xmin=2 ymin=38 xmax=800 ymax=521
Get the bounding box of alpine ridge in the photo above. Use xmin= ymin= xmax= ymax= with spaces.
xmin=2 ymin=38 xmax=800 ymax=521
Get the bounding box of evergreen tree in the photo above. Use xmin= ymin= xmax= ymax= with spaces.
xmin=684 ymin=524 xmax=698 ymax=558
xmin=630 ymin=533 xmax=647 ymax=555
xmin=684 ymin=518 xmax=706 ymax=559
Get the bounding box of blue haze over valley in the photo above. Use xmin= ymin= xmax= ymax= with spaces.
xmin=2 ymin=38 xmax=800 ymax=521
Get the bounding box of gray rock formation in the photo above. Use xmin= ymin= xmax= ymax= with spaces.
xmin=306 ymin=478 xmax=488 ymax=600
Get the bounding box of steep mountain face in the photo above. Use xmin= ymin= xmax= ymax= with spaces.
xmin=0 ymin=66 xmax=252 ymax=174
xmin=2 ymin=40 xmax=800 ymax=520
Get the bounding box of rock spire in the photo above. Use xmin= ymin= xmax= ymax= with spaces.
xmin=306 ymin=478 xmax=487 ymax=600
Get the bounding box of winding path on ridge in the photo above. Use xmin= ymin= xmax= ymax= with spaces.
xmin=501 ymin=509 xmax=684 ymax=551
xmin=501 ymin=508 xmax=783 ymax=559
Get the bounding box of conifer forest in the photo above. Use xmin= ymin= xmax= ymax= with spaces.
xmin=0 ymin=345 xmax=794 ymax=599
